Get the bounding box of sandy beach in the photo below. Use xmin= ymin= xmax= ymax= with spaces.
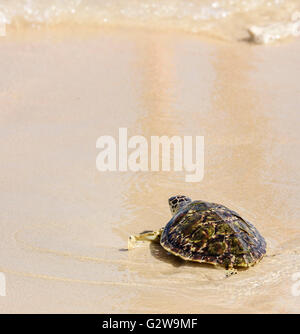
xmin=0 ymin=22 xmax=300 ymax=313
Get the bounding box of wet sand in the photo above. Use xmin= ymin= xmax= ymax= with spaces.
xmin=0 ymin=29 xmax=300 ymax=313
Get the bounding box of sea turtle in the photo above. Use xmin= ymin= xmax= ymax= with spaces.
xmin=128 ymin=195 xmax=266 ymax=275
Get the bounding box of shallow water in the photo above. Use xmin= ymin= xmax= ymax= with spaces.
xmin=0 ymin=29 xmax=299 ymax=313
xmin=1 ymin=0 xmax=300 ymax=43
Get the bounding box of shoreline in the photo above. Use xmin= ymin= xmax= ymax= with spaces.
xmin=0 ymin=27 xmax=299 ymax=313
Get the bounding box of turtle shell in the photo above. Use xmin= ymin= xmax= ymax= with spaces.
xmin=160 ymin=200 xmax=266 ymax=268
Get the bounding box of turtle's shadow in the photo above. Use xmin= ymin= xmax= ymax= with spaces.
xmin=149 ymin=242 xmax=217 ymax=270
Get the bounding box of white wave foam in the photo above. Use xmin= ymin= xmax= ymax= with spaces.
xmin=0 ymin=0 xmax=300 ymax=43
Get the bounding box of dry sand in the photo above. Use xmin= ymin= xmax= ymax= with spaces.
xmin=0 ymin=28 xmax=300 ymax=313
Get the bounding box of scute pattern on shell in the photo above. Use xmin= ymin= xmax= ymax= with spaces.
xmin=160 ymin=201 xmax=266 ymax=268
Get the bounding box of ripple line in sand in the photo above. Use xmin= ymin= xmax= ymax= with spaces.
xmin=0 ymin=266 xmax=223 ymax=295
xmin=0 ymin=266 xmax=178 ymax=291
xmin=14 ymin=229 xmax=134 ymax=266
xmin=0 ymin=265 xmax=251 ymax=299
xmin=14 ymin=227 xmax=162 ymax=269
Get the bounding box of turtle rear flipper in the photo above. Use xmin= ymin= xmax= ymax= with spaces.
xmin=225 ymin=267 xmax=238 ymax=278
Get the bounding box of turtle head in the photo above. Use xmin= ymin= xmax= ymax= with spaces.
xmin=168 ymin=195 xmax=192 ymax=216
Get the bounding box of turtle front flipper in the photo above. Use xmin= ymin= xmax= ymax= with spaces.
xmin=128 ymin=228 xmax=163 ymax=250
